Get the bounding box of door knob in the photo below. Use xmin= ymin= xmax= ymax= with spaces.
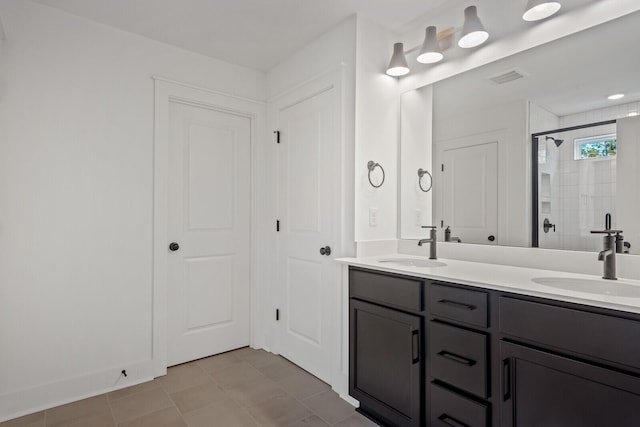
xmin=169 ymin=242 xmax=180 ymax=251
xmin=319 ymin=246 xmax=332 ymax=256
xmin=488 ymin=235 xmax=495 ymax=242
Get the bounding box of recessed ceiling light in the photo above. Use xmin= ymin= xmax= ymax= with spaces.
xmin=608 ymin=93 xmax=625 ymax=100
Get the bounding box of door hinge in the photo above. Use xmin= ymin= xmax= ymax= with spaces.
xmin=276 ymin=220 xmax=280 ymax=232
xmin=441 ymin=163 xmax=444 ymax=172
xmin=276 ymin=309 xmax=280 ymax=321
xmin=274 ymin=130 xmax=280 ymax=144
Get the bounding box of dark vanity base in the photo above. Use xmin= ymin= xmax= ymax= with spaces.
xmin=348 ymin=266 xmax=640 ymax=427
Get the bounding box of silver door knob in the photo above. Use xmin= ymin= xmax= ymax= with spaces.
xmin=319 ymin=246 xmax=331 ymax=256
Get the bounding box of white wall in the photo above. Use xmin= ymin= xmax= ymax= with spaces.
xmin=0 ymin=1 xmax=265 ymax=420
xmin=354 ymin=17 xmax=400 ymax=242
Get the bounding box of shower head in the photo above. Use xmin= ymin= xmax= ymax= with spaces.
xmin=545 ymin=136 xmax=564 ymax=147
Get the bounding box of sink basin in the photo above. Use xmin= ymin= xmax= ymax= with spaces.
xmin=532 ymin=277 xmax=640 ymax=298
xmin=378 ymin=258 xmax=447 ymax=268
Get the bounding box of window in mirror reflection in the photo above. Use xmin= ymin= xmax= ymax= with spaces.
xmin=574 ymin=134 xmax=617 ymax=160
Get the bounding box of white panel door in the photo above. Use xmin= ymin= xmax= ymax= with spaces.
xmin=276 ymin=87 xmax=335 ymax=383
xmin=616 ymin=116 xmax=640 ymax=255
xmin=167 ymin=101 xmax=251 ymax=366
xmin=442 ymin=142 xmax=498 ymax=244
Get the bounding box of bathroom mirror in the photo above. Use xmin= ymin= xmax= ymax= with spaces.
xmin=401 ymin=10 xmax=640 ymax=253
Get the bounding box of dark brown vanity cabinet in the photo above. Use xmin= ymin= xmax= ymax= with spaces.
xmin=349 ymin=268 xmax=425 ymax=427
xmin=348 ymin=266 xmax=640 ymax=427
xmin=499 ymin=297 xmax=640 ymax=427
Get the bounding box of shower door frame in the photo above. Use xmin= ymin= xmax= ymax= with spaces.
xmin=531 ymin=119 xmax=617 ymax=247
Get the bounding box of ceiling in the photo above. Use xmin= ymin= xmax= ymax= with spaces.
xmin=32 ymin=0 xmax=454 ymax=71
xmin=31 ymin=0 xmax=592 ymax=72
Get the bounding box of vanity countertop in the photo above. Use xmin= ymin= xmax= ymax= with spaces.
xmin=337 ymin=254 xmax=640 ymax=314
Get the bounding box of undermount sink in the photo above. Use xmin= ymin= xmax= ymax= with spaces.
xmin=378 ymin=258 xmax=447 ymax=268
xmin=532 ymin=277 xmax=640 ymax=298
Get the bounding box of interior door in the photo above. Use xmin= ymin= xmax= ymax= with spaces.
xmin=167 ymin=100 xmax=251 ymax=366
xmin=442 ymin=142 xmax=498 ymax=244
xmin=616 ymin=116 xmax=640 ymax=255
xmin=275 ymin=85 xmax=336 ymax=383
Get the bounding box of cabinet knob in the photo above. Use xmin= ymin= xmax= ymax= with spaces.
xmin=169 ymin=242 xmax=180 ymax=251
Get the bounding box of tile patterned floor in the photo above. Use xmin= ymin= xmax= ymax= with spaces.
xmin=1 ymin=348 xmax=378 ymax=427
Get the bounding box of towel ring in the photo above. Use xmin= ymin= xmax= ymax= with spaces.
xmin=417 ymin=168 xmax=433 ymax=192
xmin=367 ymin=161 xmax=385 ymax=188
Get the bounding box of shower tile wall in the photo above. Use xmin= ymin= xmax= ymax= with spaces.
xmin=533 ymin=101 xmax=637 ymax=251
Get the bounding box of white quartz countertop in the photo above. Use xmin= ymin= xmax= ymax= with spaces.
xmin=336 ymin=254 xmax=640 ymax=314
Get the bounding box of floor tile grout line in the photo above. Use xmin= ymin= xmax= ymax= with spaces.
xmin=105 ymin=392 xmax=118 ymax=427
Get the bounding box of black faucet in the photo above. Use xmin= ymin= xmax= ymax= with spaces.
xmin=418 ymin=226 xmax=437 ymax=259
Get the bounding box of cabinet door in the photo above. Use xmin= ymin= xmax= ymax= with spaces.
xmin=501 ymin=340 xmax=640 ymax=427
xmin=350 ymin=299 xmax=422 ymax=427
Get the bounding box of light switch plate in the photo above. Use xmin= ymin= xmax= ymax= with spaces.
xmin=369 ymin=207 xmax=378 ymax=227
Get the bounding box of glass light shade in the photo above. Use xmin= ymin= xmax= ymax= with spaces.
xmin=386 ymin=42 xmax=410 ymax=76
xmin=458 ymin=6 xmax=489 ymax=49
xmin=523 ymin=0 xmax=561 ymax=21
xmin=417 ymin=26 xmax=443 ymax=64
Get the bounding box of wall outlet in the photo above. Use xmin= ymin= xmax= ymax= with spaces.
xmin=369 ymin=207 xmax=378 ymax=227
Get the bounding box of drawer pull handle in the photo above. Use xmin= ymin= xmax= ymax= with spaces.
xmin=437 ymin=350 xmax=476 ymax=367
xmin=412 ymin=330 xmax=420 ymax=364
xmin=503 ymin=358 xmax=511 ymax=401
xmin=438 ymin=414 xmax=470 ymax=427
xmin=437 ymin=299 xmax=476 ymax=311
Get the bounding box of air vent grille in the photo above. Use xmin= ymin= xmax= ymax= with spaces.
xmin=489 ymin=69 xmax=527 ymax=85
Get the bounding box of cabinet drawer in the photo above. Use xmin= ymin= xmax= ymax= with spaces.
xmin=500 ymin=297 xmax=640 ymax=371
xmin=430 ymin=283 xmax=488 ymax=327
xmin=430 ymin=321 xmax=488 ymax=398
xmin=431 ymin=383 xmax=488 ymax=427
xmin=350 ymin=268 xmax=424 ymax=312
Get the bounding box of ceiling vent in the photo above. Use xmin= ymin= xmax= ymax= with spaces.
xmin=489 ymin=68 xmax=528 ymax=84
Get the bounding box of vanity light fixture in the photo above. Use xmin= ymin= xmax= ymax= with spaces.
xmin=386 ymin=42 xmax=410 ymax=77
xmin=417 ymin=26 xmax=444 ymax=64
xmin=458 ymin=6 xmax=489 ymax=48
xmin=523 ymin=0 xmax=562 ymax=22
xmin=608 ymin=93 xmax=625 ymax=100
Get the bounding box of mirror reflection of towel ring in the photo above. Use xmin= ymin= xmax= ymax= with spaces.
xmin=418 ymin=168 xmax=432 ymax=192
xmin=367 ymin=161 xmax=385 ymax=188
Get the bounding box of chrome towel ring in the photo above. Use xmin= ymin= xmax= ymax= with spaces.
xmin=367 ymin=161 xmax=385 ymax=188
xmin=418 ymin=168 xmax=433 ymax=192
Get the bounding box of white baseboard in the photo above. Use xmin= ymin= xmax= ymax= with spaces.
xmin=0 ymin=359 xmax=155 ymax=422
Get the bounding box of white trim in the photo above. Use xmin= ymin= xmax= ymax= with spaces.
xmin=0 ymin=360 xmax=154 ymax=423
xmin=267 ymin=63 xmax=347 ymax=103
xmin=151 ymin=75 xmax=266 ymax=106
xmin=0 ymin=13 xmax=6 ymax=40
xmin=152 ymin=79 xmax=265 ymax=377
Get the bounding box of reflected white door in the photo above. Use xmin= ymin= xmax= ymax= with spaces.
xmin=442 ymin=142 xmax=498 ymax=244
xmin=167 ymin=101 xmax=251 ymax=366
xmin=616 ymin=116 xmax=640 ymax=255
xmin=275 ymin=85 xmax=336 ymax=383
